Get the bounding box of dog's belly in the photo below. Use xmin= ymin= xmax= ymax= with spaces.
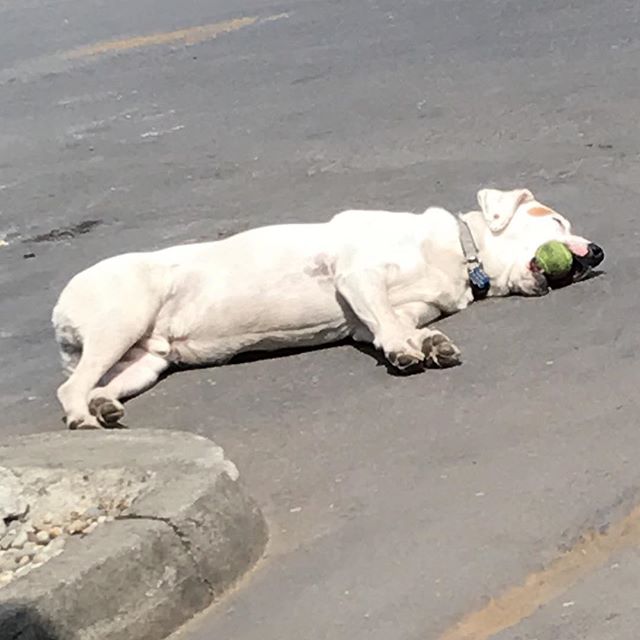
xmin=141 ymin=224 xmax=355 ymax=364
xmin=154 ymin=269 xmax=352 ymax=365
xmin=167 ymin=322 xmax=351 ymax=365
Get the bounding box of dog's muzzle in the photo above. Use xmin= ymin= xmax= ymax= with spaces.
xmin=571 ymin=242 xmax=605 ymax=282
xmin=547 ymin=242 xmax=605 ymax=289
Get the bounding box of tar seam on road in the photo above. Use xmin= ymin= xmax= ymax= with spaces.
xmin=438 ymin=502 xmax=640 ymax=640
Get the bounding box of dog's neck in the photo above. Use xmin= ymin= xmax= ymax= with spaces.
xmin=459 ymin=211 xmax=512 ymax=297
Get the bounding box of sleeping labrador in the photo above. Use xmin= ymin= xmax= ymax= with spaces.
xmin=52 ymin=187 xmax=604 ymax=429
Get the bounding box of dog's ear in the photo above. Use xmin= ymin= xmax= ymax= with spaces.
xmin=477 ymin=188 xmax=534 ymax=232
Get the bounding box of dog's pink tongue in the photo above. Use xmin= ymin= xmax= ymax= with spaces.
xmin=567 ymin=242 xmax=589 ymax=257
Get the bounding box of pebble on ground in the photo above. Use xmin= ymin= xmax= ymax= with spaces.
xmin=0 ymin=499 xmax=128 ymax=589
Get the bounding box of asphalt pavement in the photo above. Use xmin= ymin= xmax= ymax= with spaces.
xmin=1 ymin=0 xmax=640 ymax=638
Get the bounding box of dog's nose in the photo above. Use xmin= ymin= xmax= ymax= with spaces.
xmin=587 ymin=243 xmax=605 ymax=267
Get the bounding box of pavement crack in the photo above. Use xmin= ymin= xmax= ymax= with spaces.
xmin=117 ymin=513 xmax=214 ymax=596
xmin=23 ymin=219 xmax=103 ymax=243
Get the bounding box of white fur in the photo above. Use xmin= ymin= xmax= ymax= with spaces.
xmin=52 ymin=187 xmax=595 ymax=428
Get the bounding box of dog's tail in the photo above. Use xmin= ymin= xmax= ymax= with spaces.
xmin=52 ymin=308 xmax=83 ymax=376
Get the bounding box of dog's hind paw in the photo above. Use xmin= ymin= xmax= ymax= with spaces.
xmin=89 ymin=397 xmax=126 ymax=427
xmin=66 ymin=416 xmax=103 ymax=430
xmin=422 ymin=332 xmax=462 ymax=368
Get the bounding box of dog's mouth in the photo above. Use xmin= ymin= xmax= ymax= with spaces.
xmin=530 ymin=242 xmax=605 ymax=289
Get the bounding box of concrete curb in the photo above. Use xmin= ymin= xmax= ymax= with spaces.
xmin=0 ymin=429 xmax=268 ymax=640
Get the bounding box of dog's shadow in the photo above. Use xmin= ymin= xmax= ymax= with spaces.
xmin=160 ymin=338 xmax=420 ymax=382
xmin=549 ymin=268 xmax=605 ymax=290
xmin=350 ymin=343 xmax=432 ymax=377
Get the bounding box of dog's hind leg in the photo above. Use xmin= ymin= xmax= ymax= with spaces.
xmin=87 ymin=337 xmax=170 ymax=427
xmin=56 ymin=322 xmax=150 ymax=430
xmin=53 ymin=261 xmax=164 ymax=428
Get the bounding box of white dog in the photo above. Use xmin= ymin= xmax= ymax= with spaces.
xmin=52 ymin=187 xmax=603 ymax=429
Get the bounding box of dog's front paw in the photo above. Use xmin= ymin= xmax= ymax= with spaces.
xmin=422 ymin=332 xmax=462 ymax=368
xmin=383 ymin=337 xmax=426 ymax=371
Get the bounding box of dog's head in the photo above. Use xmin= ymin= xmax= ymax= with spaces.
xmin=467 ymin=187 xmax=604 ymax=296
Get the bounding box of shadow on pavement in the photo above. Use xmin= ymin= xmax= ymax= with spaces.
xmin=0 ymin=602 xmax=63 ymax=640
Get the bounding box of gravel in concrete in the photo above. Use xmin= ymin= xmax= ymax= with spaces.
xmin=0 ymin=430 xmax=267 ymax=640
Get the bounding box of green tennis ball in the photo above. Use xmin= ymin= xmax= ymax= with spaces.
xmin=535 ymin=241 xmax=573 ymax=278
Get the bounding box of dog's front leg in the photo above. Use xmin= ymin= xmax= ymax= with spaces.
xmin=335 ymin=268 xmax=430 ymax=370
xmin=335 ymin=267 xmax=462 ymax=370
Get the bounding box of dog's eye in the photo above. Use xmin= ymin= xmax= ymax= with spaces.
xmin=552 ymin=217 xmax=566 ymax=231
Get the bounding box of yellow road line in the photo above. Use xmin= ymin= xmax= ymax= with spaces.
xmin=439 ymin=503 xmax=640 ymax=640
xmin=64 ymin=14 xmax=285 ymax=60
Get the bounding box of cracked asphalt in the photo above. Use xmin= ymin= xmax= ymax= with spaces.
xmin=1 ymin=0 xmax=640 ymax=638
